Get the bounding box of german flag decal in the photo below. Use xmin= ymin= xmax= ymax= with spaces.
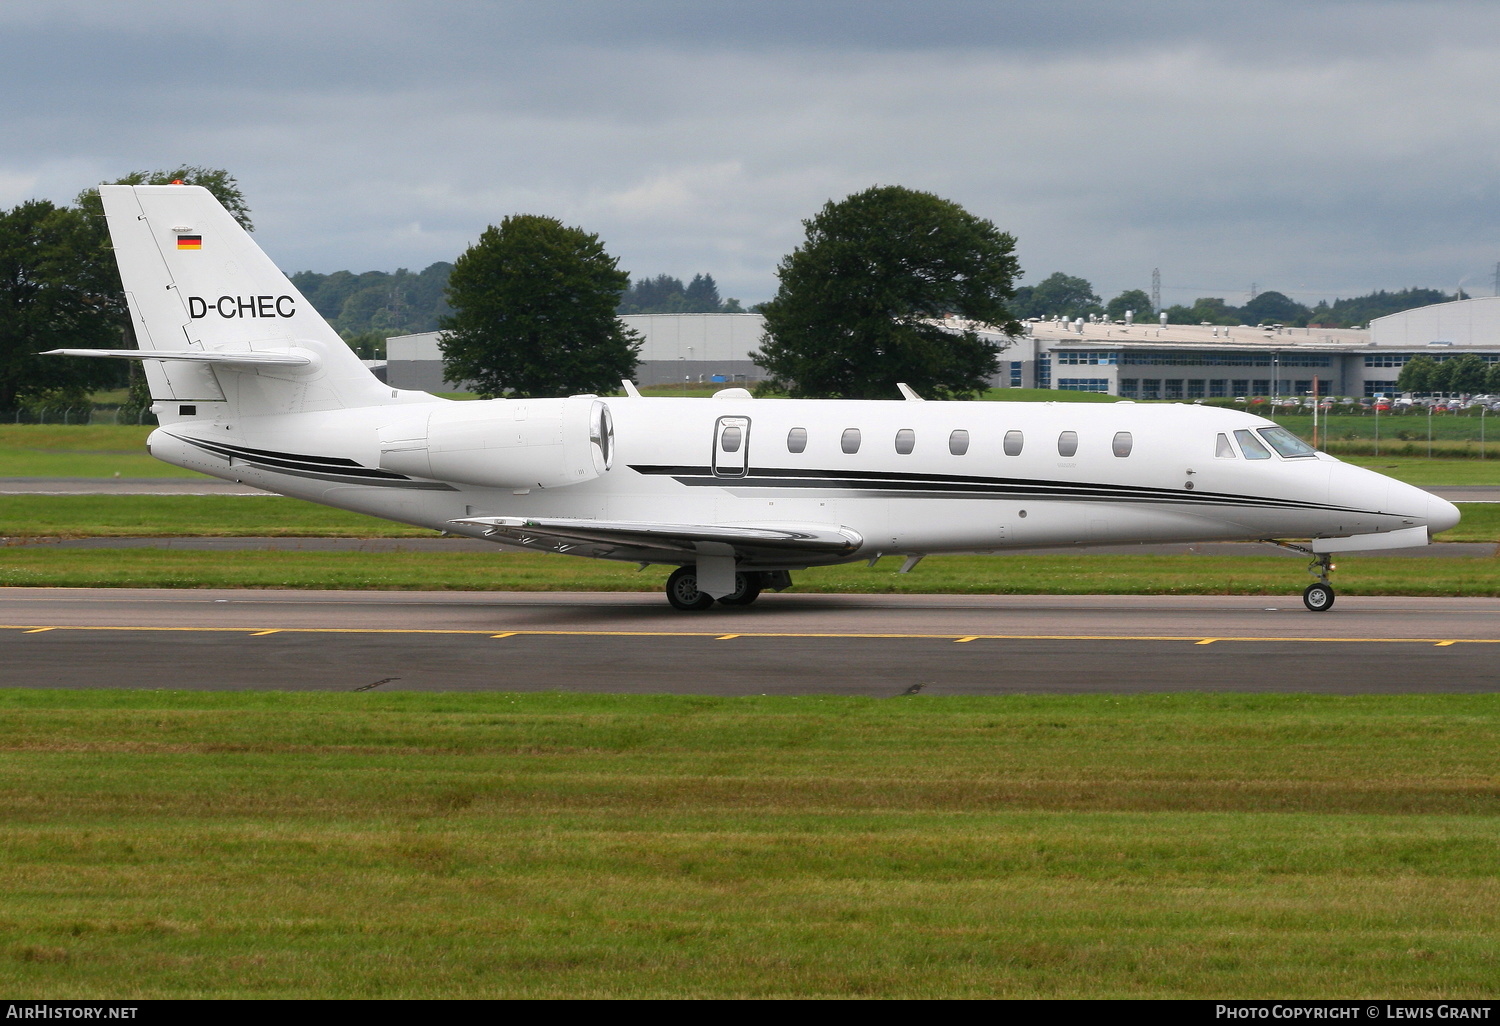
xmin=176 ymin=235 xmax=202 ymax=250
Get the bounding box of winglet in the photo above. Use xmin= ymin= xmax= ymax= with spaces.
xmin=621 ymin=380 xmax=642 ymax=397
xmin=897 ymin=383 xmax=924 ymax=401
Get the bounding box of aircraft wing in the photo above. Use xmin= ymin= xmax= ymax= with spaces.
xmin=450 ymin=515 xmax=862 ymax=565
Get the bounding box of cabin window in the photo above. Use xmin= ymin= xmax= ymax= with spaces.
xmin=841 ymin=428 xmax=862 ymax=454
xmin=720 ymin=426 xmax=742 ymax=453
xmin=1258 ymin=426 xmax=1318 ymax=458
xmin=949 ymin=429 xmax=970 ymax=455
xmin=1216 ymin=432 xmax=1237 ymax=459
xmin=894 ymin=428 xmax=915 ymax=455
xmin=1058 ymin=431 xmax=1078 ymax=458
xmin=1234 ymin=428 xmax=1272 ymax=460
xmin=1112 ymin=431 xmax=1132 ymax=457
xmin=1004 ymin=430 xmax=1024 ymax=456
xmin=787 ymin=427 xmax=807 ymax=453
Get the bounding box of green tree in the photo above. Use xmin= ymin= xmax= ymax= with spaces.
xmin=683 ymin=273 xmax=721 ymax=312
xmin=1104 ymin=289 xmax=1154 ymax=320
xmin=0 ymin=200 xmax=126 ymax=409
xmin=1397 ymin=355 xmax=1437 ymax=394
xmin=1165 ymin=297 xmax=1240 ymax=325
xmin=751 ymin=186 xmax=1020 ymax=400
xmin=1240 ymin=290 xmax=1308 ymax=326
xmin=1020 ymin=272 xmax=1100 ymax=320
xmin=440 ymin=214 xmax=639 ymax=398
xmin=1429 ymin=358 xmax=1456 ymax=395
xmin=1445 ymin=352 xmax=1489 ymax=395
xmin=1488 ymin=361 xmax=1500 ymax=395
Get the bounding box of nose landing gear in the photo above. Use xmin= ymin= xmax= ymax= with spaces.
xmin=1301 ymin=552 xmax=1336 ymax=611
xmin=1266 ymin=546 xmax=1338 ymax=609
xmin=1266 ymin=541 xmax=1336 ymax=611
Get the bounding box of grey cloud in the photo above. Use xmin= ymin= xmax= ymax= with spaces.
xmin=3 ymin=1 xmax=1500 ymax=306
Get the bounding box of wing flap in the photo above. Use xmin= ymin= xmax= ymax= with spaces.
xmin=451 ymin=515 xmax=862 ymax=564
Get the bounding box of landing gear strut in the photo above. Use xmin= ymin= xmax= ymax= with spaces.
xmin=1267 ymin=541 xmax=1336 ymax=612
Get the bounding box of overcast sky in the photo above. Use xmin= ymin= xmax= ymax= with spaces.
xmin=4 ymin=0 xmax=1498 ymax=308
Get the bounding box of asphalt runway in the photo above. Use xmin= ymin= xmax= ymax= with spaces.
xmin=0 ymin=476 xmax=268 ymax=495
xmin=2 ymin=588 xmax=1497 ymax=695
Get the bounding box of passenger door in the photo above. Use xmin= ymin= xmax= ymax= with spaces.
xmin=712 ymin=416 xmax=750 ymax=478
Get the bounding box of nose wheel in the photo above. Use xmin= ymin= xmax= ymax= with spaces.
xmin=1303 ymin=581 xmax=1335 ymax=612
xmin=1266 ymin=542 xmax=1337 ymax=612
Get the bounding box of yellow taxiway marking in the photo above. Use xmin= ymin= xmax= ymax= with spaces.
xmin=4 ymin=625 xmax=1500 ymax=645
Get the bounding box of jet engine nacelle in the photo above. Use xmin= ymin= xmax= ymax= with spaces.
xmin=377 ymin=395 xmax=614 ymax=490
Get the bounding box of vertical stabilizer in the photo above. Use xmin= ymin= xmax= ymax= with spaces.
xmin=101 ymin=184 xmax=392 ymax=423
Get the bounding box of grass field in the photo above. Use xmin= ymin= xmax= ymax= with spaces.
xmin=0 ymin=426 xmax=198 ymax=478
xmin=0 ymin=689 xmax=1494 ymax=999
xmin=0 ymin=495 xmax=432 ymax=538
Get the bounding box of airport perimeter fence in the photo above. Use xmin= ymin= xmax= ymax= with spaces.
xmin=0 ymin=406 xmax=157 ymax=426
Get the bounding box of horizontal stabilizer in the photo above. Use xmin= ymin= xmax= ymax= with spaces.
xmin=1311 ymin=525 xmax=1429 ymax=553
xmin=45 ymin=348 xmax=316 ymax=367
xmin=451 ymin=515 xmax=862 ymax=565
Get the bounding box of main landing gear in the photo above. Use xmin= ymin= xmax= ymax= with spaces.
xmin=1267 ymin=541 xmax=1336 ymax=612
xmin=664 ymin=567 xmax=789 ymax=611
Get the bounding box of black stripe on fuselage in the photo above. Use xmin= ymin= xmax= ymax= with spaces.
xmin=627 ymin=464 xmax=1384 ymax=516
xmin=171 ymin=434 xmax=457 ymax=490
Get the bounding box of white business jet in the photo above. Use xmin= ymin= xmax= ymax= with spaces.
xmin=51 ymin=185 xmax=1460 ymax=612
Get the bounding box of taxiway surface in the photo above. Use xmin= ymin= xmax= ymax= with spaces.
xmin=2 ymin=588 xmax=1496 ymax=695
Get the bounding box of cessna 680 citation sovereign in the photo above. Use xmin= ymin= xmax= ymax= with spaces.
xmin=51 ymin=185 xmax=1460 ymax=611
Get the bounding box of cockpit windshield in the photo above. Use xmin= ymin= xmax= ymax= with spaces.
xmin=1234 ymin=429 xmax=1272 ymax=460
xmin=1257 ymin=426 xmax=1318 ymax=458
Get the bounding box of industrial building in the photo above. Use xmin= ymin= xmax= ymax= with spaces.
xmin=383 ymin=297 xmax=1500 ymax=398
xmin=385 ymin=313 xmax=765 ymax=392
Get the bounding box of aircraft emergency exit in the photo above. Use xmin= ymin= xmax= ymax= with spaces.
xmin=51 ymin=185 xmax=1461 ymax=611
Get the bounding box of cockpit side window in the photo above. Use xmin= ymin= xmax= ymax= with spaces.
xmin=1216 ymin=433 xmax=1237 ymax=459
xmin=1258 ymin=426 xmax=1318 ymax=458
xmin=1234 ymin=428 xmax=1272 ymax=460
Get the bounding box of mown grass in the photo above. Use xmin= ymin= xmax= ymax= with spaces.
xmin=0 ymin=548 xmax=1493 ymax=594
xmin=0 ymin=425 xmax=198 ymax=478
xmin=0 ymin=690 xmax=1494 ymax=999
xmin=0 ymin=495 xmax=433 ymax=538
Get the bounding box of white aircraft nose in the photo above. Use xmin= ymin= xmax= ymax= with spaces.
xmin=1426 ymin=494 xmax=1461 ymax=535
